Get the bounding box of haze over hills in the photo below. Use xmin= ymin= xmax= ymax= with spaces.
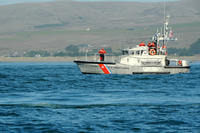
xmin=0 ymin=0 xmax=180 ymax=5
xmin=0 ymin=0 xmax=199 ymax=55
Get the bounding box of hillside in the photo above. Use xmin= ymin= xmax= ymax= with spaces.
xmin=0 ymin=0 xmax=199 ymax=55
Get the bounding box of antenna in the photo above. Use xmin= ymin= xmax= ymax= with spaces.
xmin=163 ymin=0 xmax=166 ymax=46
xmin=164 ymin=0 xmax=166 ymax=27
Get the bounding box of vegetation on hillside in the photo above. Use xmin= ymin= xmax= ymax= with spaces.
xmin=168 ymin=38 xmax=200 ymax=56
xmin=0 ymin=0 xmax=199 ymax=53
xmin=8 ymin=38 xmax=200 ymax=57
xmin=22 ymin=44 xmax=113 ymax=57
xmin=24 ymin=50 xmax=50 ymax=57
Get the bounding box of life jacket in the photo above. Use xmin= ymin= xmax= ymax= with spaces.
xmin=139 ymin=42 xmax=146 ymax=47
xmin=98 ymin=48 xmax=107 ymax=54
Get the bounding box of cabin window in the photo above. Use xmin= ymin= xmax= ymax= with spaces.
xmin=142 ymin=50 xmax=147 ymax=55
xmin=136 ymin=51 xmax=140 ymax=55
xmin=132 ymin=51 xmax=134 ymax=55
xmin=122 ymin=50 xmax=129 ymax=55
xmin=141 ymin=50 xmax=146 ymax=55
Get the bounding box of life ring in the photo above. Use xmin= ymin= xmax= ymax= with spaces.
xmin=149 ymin=49 xmax=156 ymax=55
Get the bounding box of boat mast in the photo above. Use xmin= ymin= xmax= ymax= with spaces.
xmin=151 ymin=0 xmax=178 ymax=55
xmin=163 ymin=0 xmax=166 ymax=47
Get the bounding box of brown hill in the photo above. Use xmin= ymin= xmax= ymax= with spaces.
xmin=0 ymin=0 xmax=199 ymax=55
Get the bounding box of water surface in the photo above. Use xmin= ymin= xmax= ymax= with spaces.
xmin=0 ymin=62 xmax=199 ymax=132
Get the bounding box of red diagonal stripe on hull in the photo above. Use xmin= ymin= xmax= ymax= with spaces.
xmin=98 ymin=64 xmax=110 ymax=74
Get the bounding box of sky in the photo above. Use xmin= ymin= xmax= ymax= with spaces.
xmin=0 ymin=0 xmax=179 ymax=6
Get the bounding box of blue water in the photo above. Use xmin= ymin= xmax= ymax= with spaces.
xmin=0 ymin=62 xmax=200 ymax=132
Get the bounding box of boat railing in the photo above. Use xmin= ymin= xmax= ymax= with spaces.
xmin=75 ymin=54 xmax=116 ymax=63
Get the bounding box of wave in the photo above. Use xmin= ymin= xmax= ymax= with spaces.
xmin=146 ymin=120 xmax=188 ymax=126
xmin=0 ymin=73 xmax=7 ymax=78
xmin=1 ymin=103 xmax=200 ymax=109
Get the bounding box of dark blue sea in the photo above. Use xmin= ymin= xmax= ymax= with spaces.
xmin=0 ymin=62 xmax=200 ymax=133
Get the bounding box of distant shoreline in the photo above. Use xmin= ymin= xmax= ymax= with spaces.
xmin=0 ymin=56 xmax=199 ymax=63
xmin=0 ymin=0 xmax=179 ymax=6
xmin=0 ymin=57 xmax=75 ymax=62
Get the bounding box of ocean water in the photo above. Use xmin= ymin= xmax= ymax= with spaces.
xmin=0 ymin=62 xmax=200 ymax=132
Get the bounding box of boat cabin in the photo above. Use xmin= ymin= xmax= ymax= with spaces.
xmin=120 ymin=44 xmax=167 ymax=67
xmin=122 ymin=45 xmax=149 ymax=56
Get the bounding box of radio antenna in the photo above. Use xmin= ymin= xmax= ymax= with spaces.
xmin=164 ymin=0 xmax=166 ymax=25
xmin=163 ymin=0 xmax=166 ymax=46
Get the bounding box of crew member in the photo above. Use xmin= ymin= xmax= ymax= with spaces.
xmin=139 ymin=42 xmax=146 ymax=47
xmin=98 ymin=48 xmax=107 ymax=61
xmin=148 ymin=42 xmax=155 ymax=47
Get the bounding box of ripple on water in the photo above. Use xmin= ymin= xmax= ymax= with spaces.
xmin=0 ymin=62 xmax=199 ymax=132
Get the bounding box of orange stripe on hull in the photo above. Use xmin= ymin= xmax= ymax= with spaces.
xmin=98 ymin=64 xmax=111 ymax=74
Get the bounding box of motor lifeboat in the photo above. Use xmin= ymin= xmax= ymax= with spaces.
xmin=74 ymin=16 xmax=190 ymax=74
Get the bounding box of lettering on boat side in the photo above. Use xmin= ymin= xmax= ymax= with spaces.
xmin=141 ymin=61 xmax=161 ymax=66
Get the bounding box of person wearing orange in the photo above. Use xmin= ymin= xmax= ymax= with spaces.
xmin=98 ymin=48 xmax=107 ymax=61
xmin=160 ymin=45 xmax=167 ymax=55
xmin=151 ymin=42 xmax=155 ymax=47
xmin=148 ymin=42 xmax=155 ymax=47
xmin=162 ymin=45 xmax=167 ymax=49
xmin=178 ymin=60 xmax=182 ymax=66
xmin=139 ymin=42 xmax=146 ymax=47
xmin=148 ymin=42 xmax=151 ymax=47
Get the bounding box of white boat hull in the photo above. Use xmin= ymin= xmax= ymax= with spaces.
xmin=74 ymin=61 xmax=190 ymax=74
